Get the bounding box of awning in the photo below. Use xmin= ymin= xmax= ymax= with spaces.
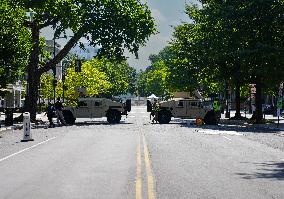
xmin=147 ymin=94 xmax=158 ymax=99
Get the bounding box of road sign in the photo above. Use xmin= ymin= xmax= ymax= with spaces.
xmin=277 ymin=98 xmax=282 ymax=109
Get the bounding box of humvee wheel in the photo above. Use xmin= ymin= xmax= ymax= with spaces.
xmin=63 ymin=111 xmax=76 ymax=125
xmin=203 ymin=111 xmax=218 ymax=125
xmin=107 ymin=110 xmax=121 ymax=124
xmin=158 ymin=110 xmax=172 ymax=124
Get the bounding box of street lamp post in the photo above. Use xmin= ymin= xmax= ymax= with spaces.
xmin=62 ymin=71 xmax=66 ymax=103
xmin=52 ymin=36 xmax=67 ymax=103
xmin=61 ymin=60 xmax=69 ymax=103
xmin=52 ymin=35 xmax=73 ymax=103
xmin=52 ymin=36 xmax=57 ymax=103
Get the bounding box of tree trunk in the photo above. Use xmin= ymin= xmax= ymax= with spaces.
xmin=25 ymin=72 xmax=40 ymax=121
xmin=253 ymin=78 xmax=263 ymax=123
xmin=234 ymin=81 xmax=242 ymax=118
xmin=225 ymin=81 xmax=230 ymax=118
xmin=24 ymin=23 xmax=40 ymax=121
xmin=24 ymin=24 xmax=84 ymax=120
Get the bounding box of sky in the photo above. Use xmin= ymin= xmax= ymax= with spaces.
xmin=127 ymin=0 xmax=196 ymax=70
xmin=41 ymin=0 xmax=197 ymax=70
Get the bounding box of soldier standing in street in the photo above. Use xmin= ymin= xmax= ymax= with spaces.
xmin=46 ymin=103 xmax=55 ymax=128
xmin=55 ymin=98 xmax=67 ymax=126
xmin=151 ymin=100 xmax=159 ymax=123
xmin=213 ymin=100 xmax=220 ymax=112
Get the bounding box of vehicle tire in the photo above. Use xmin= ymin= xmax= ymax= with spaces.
xmin=203 ymin=110 xmax=218 ymax=125
xmin=158 ymin=110 xmax=172 ymax=124
xmin=63 ymin=111 xmax=76 ymax=125
xmin=107 ymin=110 xmax=121 ymax=124
xmin=114 ymin=112 xmax=121 ymax=123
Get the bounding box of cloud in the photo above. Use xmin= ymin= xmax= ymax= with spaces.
xmin=126 ymin=34 xmax=170 ymax=70
xmin=151 ymin=8 xmax=166 ymax=23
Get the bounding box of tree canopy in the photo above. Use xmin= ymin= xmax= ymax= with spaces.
xmin=6 ymin=0 xmax=156 ymax=119
xmin=0 ymin=0 xmax=31 ymax=87
xmin=168 ymin=0 xmax=284 ymax=122
xmin=40 ymin=57 xmax=137 ymax=103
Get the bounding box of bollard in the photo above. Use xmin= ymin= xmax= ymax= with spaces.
xmin=21 ymin=112 xmax=34 ymax=142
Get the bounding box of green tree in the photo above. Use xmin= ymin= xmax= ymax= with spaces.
xmin=136 ymin=70 xmax=147 ymax=97
xmin=40 ymin=57 xmax=137 ymax=102
xmin=171 ymin=1 xmax=284 ymax=123
xmin=40 ymin=73 xmax=53 ymax=101
xmin=148 ymin=45 xmax=196 ymax=92
xmin=10 ymin=0 xmax=156 ymax=119
xmin=137 ymin=61 xmax=170 ymax=97
xmin=0 ymin=0 xmax=30 ymax=87
xmin=97 ymin=58 xmax=137 ymax=96
xmin=64 ymin=60 xmax=111 ymax=102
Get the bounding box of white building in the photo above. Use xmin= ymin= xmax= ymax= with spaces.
xmin=0 ymin=82 xmax=24 ymax=108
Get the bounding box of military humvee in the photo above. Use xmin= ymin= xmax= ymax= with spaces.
xmin=147 ymin=97 xmax=220 ymax=125
xmin=62 ymin=97 xmax=131 ymax=125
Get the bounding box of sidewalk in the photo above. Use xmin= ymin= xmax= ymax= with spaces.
xmin=220 ymin=110 xmax=284 ymax=131
xmin=0 ymin=112 xmax=48 ymax=131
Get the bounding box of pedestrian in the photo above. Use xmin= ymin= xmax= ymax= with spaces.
xmin=45 ymin=103 xmax=55 ymax=128
xmin=152 ymin=111 xmax=158 ymax=124
xmin=151 ymin=101 xmax=159 ymax=124
xmin=55 ymin=97 xmax=67 ymax=126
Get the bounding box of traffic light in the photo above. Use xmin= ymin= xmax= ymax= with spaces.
xmin=52 ymin=79 xmax=57 ymax=87
xmin=75 ymin=59 xmax=82 ymax=72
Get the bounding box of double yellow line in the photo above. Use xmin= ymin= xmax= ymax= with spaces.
xmin=136 ymin=134 xmax=156 ymax=199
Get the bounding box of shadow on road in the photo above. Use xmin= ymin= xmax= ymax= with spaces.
xmin=74 ymin=121 xmax=133 ymax=126
xmin=29 ymin=121 xmax=133 ymax=129
xmin=236 ymin=161 xmax=284 ymax=180
xmin=201 ymin=125 xmax=277 ymax=133
xmin=178 ymin=120 xmax=279 ymax=134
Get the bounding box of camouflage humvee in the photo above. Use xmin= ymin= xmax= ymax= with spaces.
xmin=147 ymin=97 xmax=220 ymax=125
xmin=63 ymin=97 xmax=131 ymax=125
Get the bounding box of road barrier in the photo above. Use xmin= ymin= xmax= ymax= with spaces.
xmin=21 ymin=112 xmax=34 ymax=142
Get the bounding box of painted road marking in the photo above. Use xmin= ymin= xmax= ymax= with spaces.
xmin=143 ymin=135 xmax=156 ymax=199
xmin=223 ymin=136 xmax=232 ymax=141
xmin=198 ymin=129 xmax=243 ymax=136
xmin=129 ymin=115 xmax=148 ymax=118
xmin=0 ymin=137 xmax=57 ymax=163
xmin=136 ymin=136 xmax=142 ymax=199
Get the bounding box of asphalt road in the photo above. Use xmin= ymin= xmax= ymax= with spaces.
xmin=0 ymin=106 xmax=284 ymax=199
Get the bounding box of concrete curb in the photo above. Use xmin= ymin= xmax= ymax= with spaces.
xmin=0 ymin=127 xmax=12 ymax=136
xmin=219 ymin=118 xmax=284 ymax=132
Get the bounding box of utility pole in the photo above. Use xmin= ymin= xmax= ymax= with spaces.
xmin=53 ymin=37 xmax=57 ymax=103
